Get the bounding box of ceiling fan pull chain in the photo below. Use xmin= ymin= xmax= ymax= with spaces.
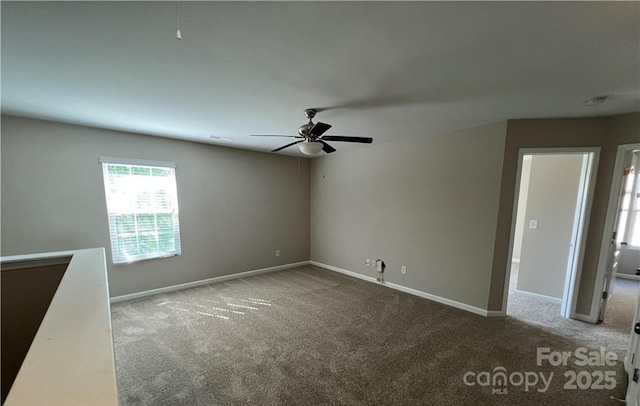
xmin=298 ymin=157 xmax=301 ymax=180
xmin=322 ymin=151 xmax=326 ymax=179
xmin=176 ymin=2 xmax=182 ymax=40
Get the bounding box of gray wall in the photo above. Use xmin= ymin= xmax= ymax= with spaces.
xmin=1 ymin=115 xmax=310 ymax=297
xmin=2 ymin=112 xmax=636 ymax=315
xmin=516 ymin=154 xmax=584 ymax=299
xmin=310 ymin=121 xmax=507 ymax=310
xmin=488 ymin=112 xmax=640 ymax=315
xmin=512 ymin=156 xmax=532 ymax=262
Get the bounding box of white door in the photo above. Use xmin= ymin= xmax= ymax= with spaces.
xmin=561 ymin=153 xmax=593 ymax=318
xmin=599 ymin=150 xmax=638 ymax=320
xmin=598 ymin=238 xmax=620 ymax=322
xmin=626 ymin=293 xmax=640 ymax=405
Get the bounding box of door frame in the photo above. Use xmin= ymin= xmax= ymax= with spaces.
xmin=625 ymin=284 xmax=640 ymax=404
xmin=589 ymin=143 xmax=640 ymax=323
xmin=561 ymin=151 xmax=596 ymax=318
xmin=498 ymin=146 xmax=600 ymax=319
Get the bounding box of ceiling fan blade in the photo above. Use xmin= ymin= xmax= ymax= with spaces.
xmin=272 ymin=140 xmax=304 ymax=152
xmin=251 ymin=135 xmax=302 ymax=138
xmin=320 ymin=135 xmax=373 ymax=144
xmin=309 ymin=122 xmax=332 ymax=137
xmin=319 ymin=140 xmax=336 ymax=153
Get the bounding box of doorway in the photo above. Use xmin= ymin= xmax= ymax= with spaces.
xmin=602 ymin=145 xmax=640 ymax=405
xmin=504 ymin=148 xmax=599 ymax=320
xmin=594 ymin=144 xmax=640 ymax=321
xmin=595 ymin=144 xmax=640 ymax=326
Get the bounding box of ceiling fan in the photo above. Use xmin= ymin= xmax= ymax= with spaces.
xmin=251 ymin=109 xmax=373 ymax=156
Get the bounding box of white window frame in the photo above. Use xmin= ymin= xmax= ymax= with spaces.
xmin=616 ymin=151 xmax=640 ymax=248
xmin=100 ymin=156 xmax=182 ymax=264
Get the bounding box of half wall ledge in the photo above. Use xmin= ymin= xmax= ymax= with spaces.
xmin=1 ymin=248 xmax=118 ymax=406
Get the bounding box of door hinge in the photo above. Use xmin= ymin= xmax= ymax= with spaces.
xmin=602 ymin=291 xmax=608 ymax=300
xmin=634 ymin=368 xmax=639 ymax=383
xmin=634 ymin=322 xmax=640 ymax=335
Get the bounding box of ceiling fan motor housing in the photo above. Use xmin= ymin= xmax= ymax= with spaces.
xmin=299 ymin=109 xmax=318 ymax=138
xmin=298 ymin=123 xmax=314 ymax=138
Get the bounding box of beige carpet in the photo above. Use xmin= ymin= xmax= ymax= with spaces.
xmin=111 ymin=265 xmax=637 ymax=405
xmin=603 ymin=278 xmax=640 ymax=334
xmin=507 ymin=264 xmax=638 ymax=351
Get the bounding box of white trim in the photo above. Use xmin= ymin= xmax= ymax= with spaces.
xmin=99 ymin=156 xmax=176 ymax=168
xmin=513 ymin=289 xmax=563 ymax=305
xmin=562 ymin=152 xmax=597 ymax=318
xmin=384 ymin=281 xmax=491 ymax=317
xmin=311 ymin=261 xmax=379 ymax=283
xmin=511 ymin=258 xmax=521 ymax=264
xmin=1 ymin=256 xmax=72 ymax=271
xmin=616 ymin=273 xmax=640 ymax=281
xmin=499 ymin=151 xmax=526 ymax=319
xmin=592 ymin=143 xmax=640 ymax=324
xmin=310 ymin=261 xmax=492 ymax=317
xmin=110 ymin=261 xmax=310 ymax=303
xmin=1 ymin=249 xmax=82 ymax=263
xmin=101 ymin=160 xmax=181 ymax=264
xmin=623 ymin=151 xmax=640 ymax=245
xmin=500 ymin=147 xmax=600 ymax=322
xmin=572 ymin=312 xmax=594 ymax=323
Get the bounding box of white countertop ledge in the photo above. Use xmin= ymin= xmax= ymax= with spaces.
xmin=1 ymin=248 xmax=119 ymax=406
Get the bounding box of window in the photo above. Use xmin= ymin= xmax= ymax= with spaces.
xmin=616 ymin=151 xmax=640 ymax=248
xmin=101 ymin=157 xmax=181 ymax=263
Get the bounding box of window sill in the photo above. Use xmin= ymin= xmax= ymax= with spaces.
xmin=112 ymin=252 xmax=180 ymax=265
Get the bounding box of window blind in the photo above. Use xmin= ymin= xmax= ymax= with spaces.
xmin=101 ymin=159 xmax=181 ymax=264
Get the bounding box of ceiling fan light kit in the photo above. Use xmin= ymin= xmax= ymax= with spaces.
xmin=251 ymin=108 xmax=373 ymax=157
xmin=299 ymin=141 xmax=323 ymax=156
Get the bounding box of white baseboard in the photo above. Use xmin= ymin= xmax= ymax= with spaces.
xmin=616 ymin=273 xmax=640 ymax=281
xmin=309 ymin=261 xmax=492 ymax=317
xmin=513 ymin=288 xmax=562 ymax=305
xmin=311 ymin=261 xmax=379 ymax=284
xmin=486 ymin=311 xmax=506 ymax=318
xmin=110 ymin=261 xmax=310 ymax=303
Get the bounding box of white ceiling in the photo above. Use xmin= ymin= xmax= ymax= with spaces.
xmin=2 ymin=1 xmax=639 ymax=156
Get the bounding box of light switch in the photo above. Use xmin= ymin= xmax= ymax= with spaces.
xmin=529 ymin=220 xmax=538 ymax=229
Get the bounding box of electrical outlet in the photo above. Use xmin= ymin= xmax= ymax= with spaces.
xmin=401 ymin=266 xmax=407 ymax=275
xmin=529 ymin=220 xmax=538 ymax=229
xmin=366 ymin=258 xmax=371 ymax=266
xmin=276 ymin=250 xmax=281 ymax=257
